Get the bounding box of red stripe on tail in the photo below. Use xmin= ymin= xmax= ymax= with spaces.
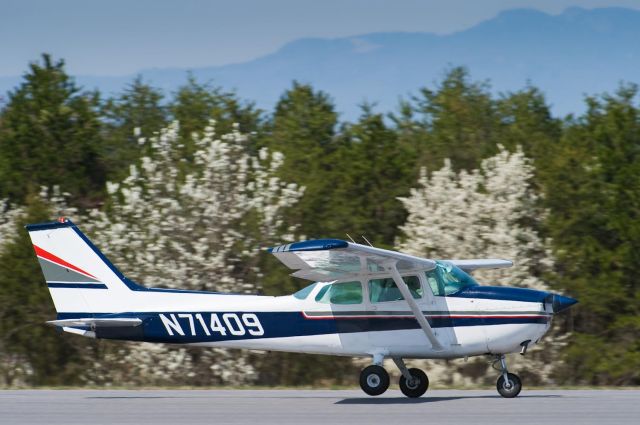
xmin=33 ymin=245 xmax=98 ymax=279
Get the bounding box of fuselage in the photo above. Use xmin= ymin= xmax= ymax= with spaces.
xmin=57 ymin=280 xmax=557 ymax=360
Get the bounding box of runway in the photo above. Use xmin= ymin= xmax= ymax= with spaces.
xmin=0 ymin=389 xmax=637 ymax=425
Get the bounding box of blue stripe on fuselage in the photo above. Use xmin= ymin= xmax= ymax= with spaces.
xmin=55 ymin=311 xmax=549 ymax=343
xmin=450 ymin=286 xmax=549 ymax=303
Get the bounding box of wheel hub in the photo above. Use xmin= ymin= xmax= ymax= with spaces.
xmin=367 ymin=374 xmax=381 ymax=388
xmin=405 ymin=377 xmax=419 ymax=389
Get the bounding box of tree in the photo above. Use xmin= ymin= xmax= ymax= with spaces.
xmin=260 ymin=82 xmax=340 ymax=240
xmin=80 ymin=120 xmax=303 ymax=385
xmin=0 ymin=54 xmax=106 ymax=207
xmin=392 ymin=67 xmax=500 ymax=171
xmin=0 ymin=194 xmax=91 ymax=386
xmin=327 ymin=106 xmax=415 ymax=246
xmin=397 ymin=146 xmax=559 ymax=385
xmin=101 ymin=76 xmax=167 ymax=180
xmin=544 ymin=85 xmax=640 ymax=385
xmin=170 ymin=76 xmax=261 ymax=159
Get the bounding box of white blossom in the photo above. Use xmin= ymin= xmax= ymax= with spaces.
xmin=0 ymin=200 xmax=23 ymax=254
xmin=398 ymin=145 xmax=550 ymax=290
xmin=80 ymin=120 xmax=303 ymax=385
xmin=395 ymin=145 xmax=562 ymax=384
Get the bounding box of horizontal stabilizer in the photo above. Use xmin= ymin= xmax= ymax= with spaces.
xmin=47 ymin=318 xmax=142 ymax=328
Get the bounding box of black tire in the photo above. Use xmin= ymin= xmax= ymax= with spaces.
xmin=359 ymin=365 xmax=390 ymax=396
xmin=496 ymin=373 xmax=522 ymax=398
xmin=399 ymin=368 xmax=429 ymax=398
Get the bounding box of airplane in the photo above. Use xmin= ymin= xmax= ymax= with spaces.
xmin=26 ymin=218 xmax=577 ymax=398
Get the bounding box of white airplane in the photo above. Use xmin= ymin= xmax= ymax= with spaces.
xmin=26 ymin=218 xmax=577 ymax=398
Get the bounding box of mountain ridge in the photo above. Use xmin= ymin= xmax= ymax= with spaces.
xmin=1 ymin=7 xmax=639 ymax=120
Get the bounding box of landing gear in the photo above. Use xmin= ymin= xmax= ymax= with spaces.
xmin=359 ymin=365 xmax=390 ymax=396
xmin=393 ymin=357 xmax=429 ymax=398
xmin=494 ymin=355 xmax=522 ymax=398
xmin=399 ymin=368 xmax=429 ymax=398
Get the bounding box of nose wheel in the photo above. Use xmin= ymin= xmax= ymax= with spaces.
xmin=494 ymin=355 xmax=522 ymax=398
xmin=359 ymin=365 xmax=390 ymax=396
xmin=497 ymin=372 xmax=522 ymax=398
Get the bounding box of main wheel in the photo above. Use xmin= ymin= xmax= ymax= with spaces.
xmin=399 ymin=368 xmax=429 ymax=398
xmin=496 ymin=373 xmax=522 ymax=398
xmin=359 ymin=365 xmax=390 ymax=396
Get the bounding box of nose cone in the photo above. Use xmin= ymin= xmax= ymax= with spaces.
xmin=552 ymin=294 xmax=578 ymax=313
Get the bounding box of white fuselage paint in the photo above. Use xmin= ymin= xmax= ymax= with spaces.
xmin=52 ymin=278 xmax=551 ymax=359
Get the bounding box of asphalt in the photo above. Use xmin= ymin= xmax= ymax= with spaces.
xmin=0 ymin=389 xmax=637 ymax=425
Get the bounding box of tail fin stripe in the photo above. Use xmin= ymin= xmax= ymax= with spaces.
xmin=33 ymin=245 xmax=98 ymax=280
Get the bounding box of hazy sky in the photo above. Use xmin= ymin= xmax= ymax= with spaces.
xmin=1 ymin=0 xmax=639 ymax=77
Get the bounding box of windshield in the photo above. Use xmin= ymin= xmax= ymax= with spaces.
xmin=425 ymin=261 xmax=478 ymax=296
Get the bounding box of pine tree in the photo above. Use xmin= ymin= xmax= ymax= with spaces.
xmin=0 ymin=54 xmax=106 ymax=207
xmin=101 ymin=76 xmax=167 ymax=180
xmin=393 ymin=67 xmax=500 ymax=171
xmin=545 ymin=85 xmax=640 ymax=384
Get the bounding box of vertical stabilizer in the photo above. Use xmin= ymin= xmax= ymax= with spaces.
xmin=25 ymin=218 xmax=137 ymax=313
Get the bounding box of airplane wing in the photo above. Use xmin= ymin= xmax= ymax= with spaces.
xmin=268 ymin=239 xmax=443 ymax=350
xmin=447 ymin=259 xmax=513 ymax=271
xmin=268 ymin=239 xmax=436 ymax=282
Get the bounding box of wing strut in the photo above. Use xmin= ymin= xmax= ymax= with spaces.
xmin=387 ymin=262 xmax=444 ymax=351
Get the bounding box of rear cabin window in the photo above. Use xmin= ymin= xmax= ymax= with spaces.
xmin=293 ymin=282 xmax=317 ymax=300
xmin=368 ymin=275 xmax=422 ymax=303
xmin=315 ymin=281 xmax=363 ymax=305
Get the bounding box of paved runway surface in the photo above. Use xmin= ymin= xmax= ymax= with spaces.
xmin=1 ymin=389 xmax=637 ymax=425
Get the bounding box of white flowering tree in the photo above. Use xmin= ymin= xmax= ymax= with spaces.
xmin=0 ymin=200 xmax=23 ymax=253
xmin=80 ymin=121 xmax=303 ymax=385
xmin=395 ymin=146 xmax=565 ymax=385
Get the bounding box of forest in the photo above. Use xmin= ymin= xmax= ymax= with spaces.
xmin=0 ymin=54 xmax=638 ymax=387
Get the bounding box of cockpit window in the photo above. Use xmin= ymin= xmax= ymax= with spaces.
xmin=426 ymin=261 xmax=478 ymax=296
xmin=315 ymin=281 xmax=363 ymax=305
xmin=368 ymin=275 xmax=422 ymax=303
xmin=293 ymin=282 xmax=317 ymax=300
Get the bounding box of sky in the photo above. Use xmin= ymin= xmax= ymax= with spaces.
xmin=1 ymin=0 xmax=640 ymax=77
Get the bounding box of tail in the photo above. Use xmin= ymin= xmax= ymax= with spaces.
xmin=25 ymin=218 xmax=141 ymax=315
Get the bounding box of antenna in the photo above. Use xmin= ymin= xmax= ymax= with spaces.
xmin=345 ymin=233 xmax=356 ymax=243
xmin=361 ymin=235 xmax=374 ymax=247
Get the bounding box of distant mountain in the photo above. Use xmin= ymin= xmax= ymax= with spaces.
xmin=2 ymin=7 xmax=639 ymax=120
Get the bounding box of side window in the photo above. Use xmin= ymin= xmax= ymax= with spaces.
xmin=315 ymin=281 xmax=363 ymax=305
xmin=369 ymin=275 xmax=422 ymax=303
xmin=425 ymin=269 xmax=445 ymax=296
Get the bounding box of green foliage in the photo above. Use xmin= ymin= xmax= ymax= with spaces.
xmin=0 ymin=54 xmax=106 ymax=207
xmin=328 ymin=106 xmax=415 ymax=246
xmin=0 ymin=197 xmax=91 ymax=385
xmin=170 ymin=76 xmax=262 ymax=156
xmin=101 ymin=77 xmax=167 ymax=180
xmin=393 ymin=67 xmax=500 ymax=171
xmin=544 ymin=85 xmax=640 ymax=385
xmin=1 ymin=56 xmax=639 ymax=386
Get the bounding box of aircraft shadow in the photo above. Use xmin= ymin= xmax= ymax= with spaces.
xmin=336 ymin=394 xmax=561 ymax=404
xmin=86 ymin=396 xmax=187 ymax=399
